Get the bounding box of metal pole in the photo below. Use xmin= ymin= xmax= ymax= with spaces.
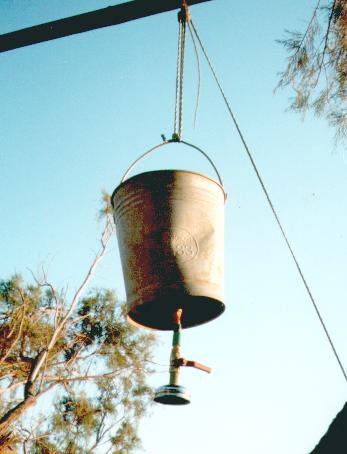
xmin=169 ymin=309 xmax=182 ymax=386
xmin=0 ymin=0 xmax=213 ymax=53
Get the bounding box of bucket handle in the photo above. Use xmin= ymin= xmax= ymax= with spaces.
xmin=121 ymin=140 xmax=224 ymax=189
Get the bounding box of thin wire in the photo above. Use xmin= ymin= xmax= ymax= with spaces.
xmin=187 ymin=18 xmax=201 ymax=128
xmin=189 ymin=19 xmax=347 ymax=384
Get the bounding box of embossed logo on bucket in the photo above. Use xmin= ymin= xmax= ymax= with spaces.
xmin=163 ymin=228 xmax=198 ymax=263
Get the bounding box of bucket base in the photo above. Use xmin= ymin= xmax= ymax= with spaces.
xmin=154 ymin=385 xmax=190 ymax=405
xmin=128 ymin=295 xmax=225 ymax=330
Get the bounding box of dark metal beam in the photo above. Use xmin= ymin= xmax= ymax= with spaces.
xmin=0 ymin=0 xmax=212 ymax=53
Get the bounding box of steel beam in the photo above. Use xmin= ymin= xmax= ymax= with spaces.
xmin=0 ymin=0 xmax=212 ymax=53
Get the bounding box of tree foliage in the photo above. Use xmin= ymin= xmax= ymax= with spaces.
xmin=277 ymin=0 xmax=347 ymax=141
xmin=0 ymin=209 xmax=156 ymax=453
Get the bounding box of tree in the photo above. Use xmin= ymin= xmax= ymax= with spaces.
xmin=277 ymin=0 xmax=347 ymax=141
xmin=0 ymin=198 xmax=156 ymax=453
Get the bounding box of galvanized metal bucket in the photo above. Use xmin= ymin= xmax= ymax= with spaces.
xmin=111 ymin=141 xmax=226 ymax=330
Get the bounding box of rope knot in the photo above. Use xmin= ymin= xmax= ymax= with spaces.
xmin=171 ymin=133 xmax=181 ymax=142
xmin=178 ymin=1 xmax=190 ymax=23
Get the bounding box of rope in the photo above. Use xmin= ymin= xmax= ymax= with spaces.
xmin=178 ymin=19 xmax=186 ymax=138
xmin=173 ymin=20 xmax=182 ymax=136
xmin=189 ymin=19 xmax=347 ymax=384
xmin=173 ymin=1 xmax=202 ymax=137
xmin=173 ymin=11 xmax=187 ymax=140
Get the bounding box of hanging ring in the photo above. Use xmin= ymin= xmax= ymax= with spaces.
xmin=120 ymin=139 xmax=226 ymax=199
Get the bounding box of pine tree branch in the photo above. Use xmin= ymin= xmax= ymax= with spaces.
xmin=0 ymin=290 xmax=27 ymax=366
xmin=0 ymin=312 xmax=26 ymax=367
xmin=89 ymin=411 xmax=107 ymax=452
xmin=295 ymin=0 xmax=322 ymax=56
xmin=314 ymin=0 xmax=338 ymax=86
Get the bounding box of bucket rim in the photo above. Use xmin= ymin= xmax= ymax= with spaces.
xmin=111 ymin=169 xmax=227 ymax=207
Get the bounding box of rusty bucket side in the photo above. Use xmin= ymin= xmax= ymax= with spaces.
xmin=112 ymin=167 xmax=225 ymax=330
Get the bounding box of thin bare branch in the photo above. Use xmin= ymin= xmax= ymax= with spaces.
xmin=24 ymin=216 xmax=114 ymax=392
xmin=0 ymin=382 xmax=57 ymax=438
xmin=0 ymin=381 xmax=26 ymax=396
xmin=40 ymin=365 xmax=146 ymax=384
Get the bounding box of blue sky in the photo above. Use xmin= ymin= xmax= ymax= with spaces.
xmin=1 ymin=1 xmax=347 ymax=453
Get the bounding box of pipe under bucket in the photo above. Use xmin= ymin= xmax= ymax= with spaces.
xmin=112 ymin=169 xmax=226 ymax=330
